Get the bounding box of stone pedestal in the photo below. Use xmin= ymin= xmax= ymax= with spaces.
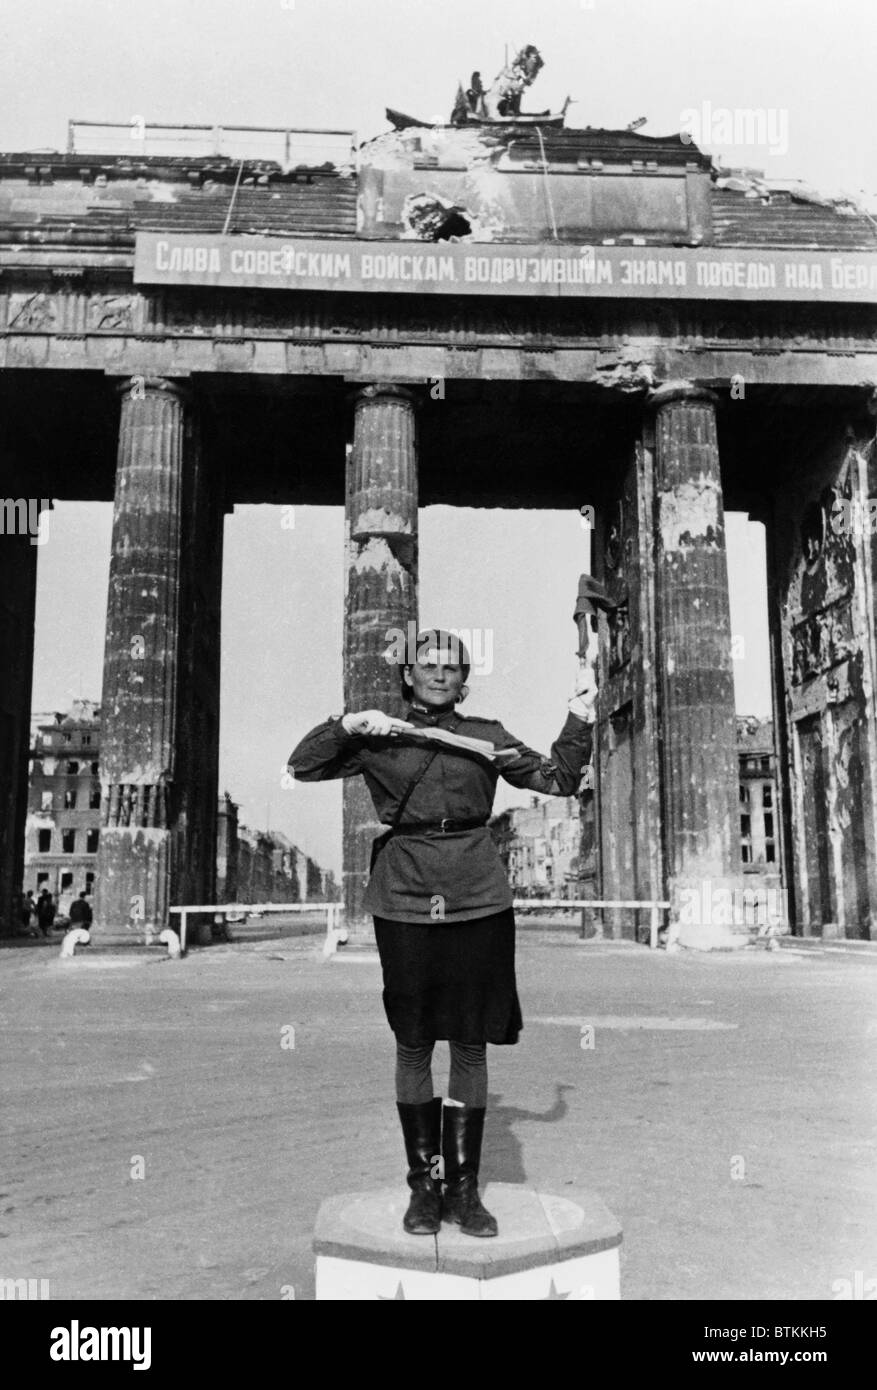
xmin=313 ymin=1184 xmax=622 ymax=1300
xmin=651 ymin=384 xmax=744 ymax=949
xmin=343 ymin=385 xmax=419 ymax=929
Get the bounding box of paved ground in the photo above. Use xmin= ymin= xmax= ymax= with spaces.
xmin=1 ymin=926 xmax=875 ymax=1301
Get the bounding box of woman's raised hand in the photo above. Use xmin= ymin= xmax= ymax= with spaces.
xmin=568 ymin=663 xmax=598 ymax=722
xmin=341 ymin=710 xmax=414 ymax=738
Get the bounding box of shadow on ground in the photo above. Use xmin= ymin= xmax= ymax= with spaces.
xmin=485 ymin=1082 xmax=576 ymax=1184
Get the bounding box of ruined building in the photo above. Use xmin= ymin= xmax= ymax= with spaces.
xmin=491 ymin=722 xmax=781 ymax=930
xmin=736 ymin=716 xmax=780 ymax=893
xmin=490 ymin=796 xmax=583 ymax=899
xmin=0 ymin=95 xmax=875 ymax=947
xmin=26 ymin=701 xmax=102 ymax=907
xmin=24 ymin=704 xmax=331 ymax=916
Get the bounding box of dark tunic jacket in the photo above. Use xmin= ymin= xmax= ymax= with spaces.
xmin=288 ymin=702 xmax=592 ymax=924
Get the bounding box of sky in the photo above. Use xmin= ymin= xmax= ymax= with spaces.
xmin=11 ymin=0 xmax=869 ymax=876
xmin=2 ymin=0 xmax=875 ymax=198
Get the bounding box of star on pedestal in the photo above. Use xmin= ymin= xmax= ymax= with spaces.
xmin=377 ymin=1281 xmax=406 ymax=1300
xmin=543 ymin=1279 xmax=570 ymax=1300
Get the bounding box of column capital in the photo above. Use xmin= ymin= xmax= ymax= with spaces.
xmin=351 ymin=382 xmax=418 ymax=409
xmin=116 ymin=376 xmax=191 ymax=403
xmin=648 ymin=381 xmax=718 ymax=413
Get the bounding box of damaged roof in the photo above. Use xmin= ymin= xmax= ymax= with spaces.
xmin=0 ymin=132 xmax=874 ymax=252
xmin=736 ymin=716 xmax=775 ymax=754
xmin=0 ymin=153 xmax=358 ymax=244
xmin=498 ymin=126 xmax=712 ymax=168
xmin=711 ymin=185 xmax=875 ymax=251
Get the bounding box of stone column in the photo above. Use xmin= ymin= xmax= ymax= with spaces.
xmin=171 ymin=404 xmax=225 ymax=940
xmin=650 ymin=384 xmax=743 ymax=949
xmin=0 ymin=516 xmax=40 ymax=937
xmin=93 ymin=377 xmax=217 ymax=944
xmin=343 ymin=385 xmax=419 ymax=928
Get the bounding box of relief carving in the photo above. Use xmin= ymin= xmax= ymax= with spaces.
xmin=791 ymin=600 xmax=855 ymax=684
xmin=9 ymin=292 xmax=57 ymax=330
xmin=90 ymin=294 xmax=136 ymax=330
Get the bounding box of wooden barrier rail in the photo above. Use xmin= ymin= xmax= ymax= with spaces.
xmin=168 ymin=901 xmax=343 ymax=955
xmin=167 ymin=898 xmax=671 ymax=954
xmin=512 ymin=898 xmax=672 ymax=950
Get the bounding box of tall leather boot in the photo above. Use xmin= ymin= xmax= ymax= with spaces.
xmin=440 ymin=1104 xmax=498 ymax=1237
xmin=396 ymin=1098 xmax=443 ymax=1235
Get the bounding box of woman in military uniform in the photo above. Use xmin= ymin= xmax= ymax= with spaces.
xmin=288 ymin=629 xmax=596 ymax=1238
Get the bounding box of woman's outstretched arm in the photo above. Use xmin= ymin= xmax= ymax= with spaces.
xmin=287 ymin=717 xmax=368 ymax=782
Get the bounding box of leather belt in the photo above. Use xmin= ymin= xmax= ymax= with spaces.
xmin=393 ymin=817 xmax=488 ymax=835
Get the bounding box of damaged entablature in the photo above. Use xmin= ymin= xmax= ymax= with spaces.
xmin=402 ymin=193 xmax=473 ymax=242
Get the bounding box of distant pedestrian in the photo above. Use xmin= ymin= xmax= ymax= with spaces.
xmin=36 ymin=889 xmax=56 ymax=936
xmin=21 ymin=890 xmax=37 ymax=935
xmin=68 ymin=892 xmax=93 ymax=929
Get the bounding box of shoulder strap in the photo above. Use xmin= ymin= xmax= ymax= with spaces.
xmin=390 ymin=748 xmax=439 ymax=830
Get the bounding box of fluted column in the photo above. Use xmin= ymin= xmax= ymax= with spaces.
xmin=0 ymin=517 xmax=39 ymax=937
xmin=343 ymin=385 xmax=418 ymax=927
xmin=93 ymin=378 xmax=190 ymax=943
xmin=651 ymin=384 xmax=743 ymax=948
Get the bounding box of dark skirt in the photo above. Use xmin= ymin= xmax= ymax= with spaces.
xmin=373 ymin=907 xmax=522 ymax=1046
